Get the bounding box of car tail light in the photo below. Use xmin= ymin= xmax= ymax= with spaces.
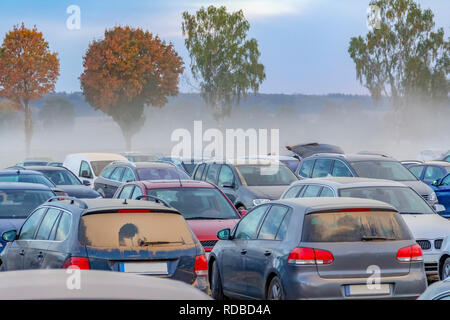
xmin=62 ymin=257 xmax=90 ymax=269
xmin=288 ymin=247 xmax=334 ymax=265
xmin=396 ymin=244 xmax=423 ymax=262
xmin=194 ymin=254 xmax=208 ymax=277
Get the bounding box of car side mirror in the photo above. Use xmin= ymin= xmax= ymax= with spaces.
xmin=217 ymin=228 xmax=231 ymax=240
xmin=433 ymin=204 xmax=446 ymax=214
xmin=432 ymin=179 xmax=441 ymax=187
xmin=82 ymin=180 xmax=91 ymax=186
xmin=221 ymin=181 xmax=235 ymax=188
xmin=2 ymin=230 xmax=17 ymax=242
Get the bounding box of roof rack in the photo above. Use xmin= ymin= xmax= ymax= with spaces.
xmin=135 ymin=195 xmax=171 ymax=208
xmin=46 ymin=196 xmax=88 ymax=209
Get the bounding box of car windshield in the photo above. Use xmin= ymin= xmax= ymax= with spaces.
xmin=146 ymin=187 xmax=240 ymax=219
xmin=302 ymin=210 xmax=411 ymax=242
xmin=182 ymin=163 xmax=197 ymax=175
xmin=0 ymin=174 xmax=55 ymax=188
xmin=39 ymin=170 xmax=81 ymax=185
xmin=90 ymin=161 xmax=116 ymax=176
xmin=350 ymin=160 xmax=417 ymax=181
xmin=23 ymin=161 xmax=48 ymax=166
xmin=137 ymin=167 xmax=190 ymax=180
xmin=0 ymin=189 xmax=54 ymax=218
xmin=339 ymin=186 xmax=434 ymax=214
xmin=236 ymin=164 xmax=297 ymax=186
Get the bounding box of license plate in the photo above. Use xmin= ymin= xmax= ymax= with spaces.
xmin=119 ymin=262 xmax=168 ymax=275
xmin=346 ymin=284 xmax=390 ymax=296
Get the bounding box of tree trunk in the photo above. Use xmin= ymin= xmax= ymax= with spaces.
xmin=23 ymin=100 xmax=33 ymax=157
xmin=122 ymin=128 xmax=132 ymax=151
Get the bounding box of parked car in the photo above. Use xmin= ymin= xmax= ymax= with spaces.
xmin=405 ymin=161 xmax=450 ymax=186
xmin=209 ymin=197 xmax=427 ymax=299
xmin=295 ymin=154 xmax=437 ymax=205
xmin=0 ymin=269 xmax=212 ymax=300
xmin=63 ymin=153 xmax=129 ymax=186
xmin=120 ymin=152 xmax=156 ymax=163
xmin=418 ymin=278 xmax=450 ymax=300
xmin=15 ymin=158 xmax=52 ymax=167
xmin=47 ymin=162 xmax=63 ymax=167
xmin=241 ymin=155 xmax=300 ymax=173
xmin=26 ymin=166 xmax=101 ymax=199
xmin=0 ymin=169 xmax=66 ymax=196
xmin=113 ymin=179 xmax=242 ymax=255
xmin=281 ymin=177 xmax=450 ymax=279
xmin=192 ymin=159 xmax=298 ymax=212
xmin=94 ymin=161 xmax=190 ymax=198
xmin=0 ymin=197 xmax=209 ymax=293
xmin=158 ymin=156 xmax=209 ymax=176
xmin=0 ymin=183 xmax=55 ymax=253
xmin=430 ymin=173 xmax=450 ymax=219
xmin=286 ymin=143 xmax=344 ymax=159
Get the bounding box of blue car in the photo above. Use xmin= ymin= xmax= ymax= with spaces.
xmin=0 ymin=183 xmax=55 ymax=253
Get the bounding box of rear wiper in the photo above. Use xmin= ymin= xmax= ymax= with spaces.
xmin=361 ymin=236 xmax=395 ymax=241
xmin=138 ymin=239 xmax=184 ymax=246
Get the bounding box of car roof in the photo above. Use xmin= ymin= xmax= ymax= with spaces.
xmin=202 ymin=158 xmax=283 ymax=166
xmin=271 ymin=197 xmax=396 ymax=214
xmin=66 ymin=153 xmax=128 ymax=161
xmin=304 ymin=153 xmax=397 ymax=162
xmin=0 ymin=169 xmax=44 ymax=176
xmin=141 ymin=179 xmax=214 ymax=189
xmin=241 ymin=155 xmax=299 ymax=161
xmin=0 ymin=182 xmax=53 ymax=191
xmin=133 ymin=161 xmax=177 ymax=168
xmin=290 ymin=177 xmax=407 ymax=188
xmin=25 ymin=166 xmax=68 ymax=171
xmin=420 ymin=161 xmax=450 ymax=167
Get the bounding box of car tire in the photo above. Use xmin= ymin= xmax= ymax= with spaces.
xmin=441 ymin=257 xmax=450 ymax=280
xmin=266 ymin=276 xmax=284 ymax=300
xmin=211 ymin=261 xmax=225 ymax=300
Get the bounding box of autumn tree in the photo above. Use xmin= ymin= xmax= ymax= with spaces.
xmin=38 ymin=96 xmax=76 ymax=131
xmin=80 ymin=26 xmax=184 ymax=150
xmin=0 ymin=23 xmax=60 ymax=156
xmin=182 ymin=6 xmax=266 ymax=121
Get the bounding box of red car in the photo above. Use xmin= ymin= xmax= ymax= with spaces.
xmin=113 ymin=180 xmax=242 ymax=253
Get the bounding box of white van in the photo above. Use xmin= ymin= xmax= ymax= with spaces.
xmin=63 ymin=153 xmax=129 ymax=186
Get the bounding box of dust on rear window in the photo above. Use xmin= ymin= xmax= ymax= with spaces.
xmin=302 ymin=211 xmax=411 ymax=242
xmin=79 ymin=212 xmax=195 ymax=249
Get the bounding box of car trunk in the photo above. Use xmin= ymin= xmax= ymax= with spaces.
xmin=79 ymin=211 xmax=198 ymax=283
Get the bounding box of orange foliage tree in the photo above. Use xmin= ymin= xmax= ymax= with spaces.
xmin=0 ymin=23 xmax=59 ymax=156
xmin=80 ymin=26 xmax=185 ymax=150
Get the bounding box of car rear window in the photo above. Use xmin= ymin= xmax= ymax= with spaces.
xmin=302 ymin=210 xmax=411 ymax=242
xmin=78 ymin=212 xmax=195 ymax=248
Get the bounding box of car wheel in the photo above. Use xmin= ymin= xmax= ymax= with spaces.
xmin=266 ymin=276 xmax=284 ymax=300
xmin=211 ymin=261 xmax=225 ymax=300
xmin=441 ymin=257 xmax=450 ymax=280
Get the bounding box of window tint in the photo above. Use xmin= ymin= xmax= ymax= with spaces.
xmin=442 ymin=174 xmax=450 ymax=186
xmin=351 ymin=161 xmax=417 ymax=181
xmin=275 ymin=212 xmax=290 ymax=240
xmin=258 ymin=205 xmax=289 ymax=240
xmin=35 ymin=208 xmax=61 ymax=240
xmin=300 ymin=185 xmax=322 ymax=197
xmin=19 ymin=208 xmax=46 ymax=240
xmin=298 ymin=159 xmax=314 ymax=178
xmin=110 ymin=167 xmax=124 ymax=181
xmin=234 ymin=205 xmax=268 ymax=240
xmin=205 ymin=164 xmax=220 ymax=184
xmin=444 ymin=155 xmax=450 ymax=162
xmin=54 ymin=212 xmax=71 ymax=241
xmin=282 ymin=185 xmax=302 ymax=199
xmin=194 ymin=164 xmax=205 ymax=180
xmin=320 ymin=187 xmax=334 ymax=197
xmin=424 ymin=166 xmax=444 ymax=181
xmin=121 ymin=168 xmax=135 ymax=182
xmin=118 ymin=185 xmax=134 ymax=199
xmin=42 ymin=170 xmax=81 ymax=185
xmin=0 ymin=189 xmax=54 ymax=219
xmin=408 ymin=165 xmax=424 ymax=179
xmin=332 ymin=161 xmax=353 ymax=177
xmin=311 ymin=159 xmax=333 ymax=178
xmin=101 ymin=166 xmax=115 ymax=178
xmin=218 ymin=165 xmax=234 ymax=187
xmin=80 ymin=161 xmax=92 ymax=178
xmin=131 ymin=186 xmax=143 ymax=199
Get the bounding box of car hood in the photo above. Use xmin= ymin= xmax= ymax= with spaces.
xmin=401 ymin=214 xmax=450 ymax=239
xmin=56 ymin=185 xmax=100 ymax=198
xmin=0 ymin=219 xmax=25 ymax=235
xmin=246 ymin=185 xmax=289 ymax=200
xmin=186 ymin=219 xmax=239 ymax=241
xmin=401 ymin=180 xmax=433 ymax=196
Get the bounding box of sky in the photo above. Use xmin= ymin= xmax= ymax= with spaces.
xmin=0 ymin=0 xmax=449 ymax=95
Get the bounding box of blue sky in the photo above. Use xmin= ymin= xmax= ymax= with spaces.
xmin=0 ymin=0 xmax=449 ymax=94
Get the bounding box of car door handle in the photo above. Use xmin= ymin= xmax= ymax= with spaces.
xmin=240 ymin=249 xmax=247 ymax=255
xmin=19 ymin=250 xmax=24 ymax=256
xmin=264 ymin=251 xmax=271 ymax=256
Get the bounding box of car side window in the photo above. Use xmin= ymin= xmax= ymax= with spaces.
xmin=118 ymin=185 xmax=135 ymax=199
xmin=408 ymin=165 xmax=424 ymax=179
xmin=218 ymin=165 xmax=234 ymax=187
xmin=205 ymin=164 xmax=220 ymax=184
xmin=311 ymin=159 xmax=333 ymax=178
xmin=441 ymin=174 xmax=450 ymax=186
xmin=319 ymin=187 xmax=334 ymax=197
xmin=300 ymin=185 xmax=322 ymax=197
xmin=194 ymin=164 xmax=205 ymax=180
xmin=54 ymin=212 xmax=72 ymax=241
xmin=100 ymin=166 xmax=115 ymax=179
xmin=257 ymin=205 xmax=289 ymax=240
xmin=234 ymin=205 xmax=268 ymax=240
xmin=298 ymin=159 xmax=314 ymax=178
xmin=35 ymin=208 xmax=61 ymax=240
xmin=332 ymin=160 xmax=353 ymax=177
xmin=424 ymin=166 xmax=444 ymax=181
xmin=444 ymin=156 xmax=450 ymax=162
xmin=131 ymin=186 xmax=143 ymax=199
xmin=121 ymin=168 xmax=135 ymax=182
xmin=110 ymin=167 xmax=124 ymax=181
xmin=275 ymin=212 xmax=291 ymax=240
xmin=79 ymin=161 xmax=92 ymax=178
xmin=19 ymin=208 xmax=47 ymax=240
xmin=282 ymin=185 xmax=303 ymax=199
